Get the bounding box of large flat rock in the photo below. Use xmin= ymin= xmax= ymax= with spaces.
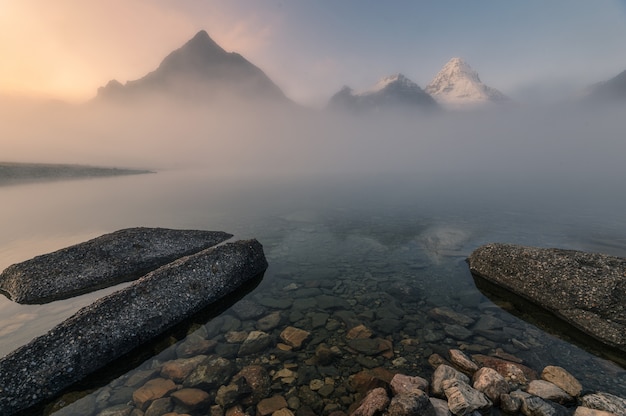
xmin=468 ymin=243 xmax=626 ymax=356
xmin=0 ymin=239 xmax=267 ymax=415
xmin=0 ymin=227 xmax=232 ymax=303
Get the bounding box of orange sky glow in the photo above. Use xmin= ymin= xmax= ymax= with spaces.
xmin=0 ymin=1 xmax=277 ymax=101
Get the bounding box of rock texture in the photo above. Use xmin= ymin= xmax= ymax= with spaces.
xmin=467 ymin=243 xmax=626 ymax=355
xmin=0 ymin=227 xmax=232 ymax=304
xmin=0 ymin=239 xmax=267 ymax=415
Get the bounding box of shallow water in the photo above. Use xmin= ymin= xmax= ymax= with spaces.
xmin=1 ymin=169 xmax=625 ymax=413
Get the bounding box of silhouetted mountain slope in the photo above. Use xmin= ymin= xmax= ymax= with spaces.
xmin=97 ymin=30 xmax=289 ymax=104
xmin=585 ymin=69 xmax=626 ymax=102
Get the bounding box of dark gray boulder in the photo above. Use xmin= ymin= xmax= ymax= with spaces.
xmin=0 ymin=227 xmax=232 ymax=304
xmin=467 ymin=243 xmax=626 ymax=356
xmin=0 ymin=239 xmax=267 ymax=415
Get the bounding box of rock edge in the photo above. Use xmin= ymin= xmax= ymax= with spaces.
xmin=467 ymin=243 xmax=626 ymax=355
xmin=0 ymin=227 xmax=232 ymax=304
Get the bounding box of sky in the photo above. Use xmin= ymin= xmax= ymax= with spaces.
xmin=1 ymin=0 xmax=626 ymax=106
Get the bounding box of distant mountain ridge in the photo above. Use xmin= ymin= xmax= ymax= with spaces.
xmin=97 ymin=30 xmax=289 ymax=104
xmin=425 ymin=58 xmax=509 ymax=108
xmin=584 ymin=69 xmax=626 ymax=102
xmin=328 ymin=73 xmax=438 ymax=113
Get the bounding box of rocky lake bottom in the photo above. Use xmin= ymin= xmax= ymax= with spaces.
xmin=1 ymin=171 xmax=626 ymax=415
xmin=47 ymin=210 xmax=626 ymax=415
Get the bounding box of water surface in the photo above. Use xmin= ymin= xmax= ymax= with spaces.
xmin=1 ymin=168 xmax=625 ymax=413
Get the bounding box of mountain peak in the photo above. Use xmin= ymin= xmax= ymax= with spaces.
xmin=367 ymin=73 xmax=414 ymax=93
xmin=329 ymin=73 xmax=438 ymax=113
xmin=96 ymin=30 xmax=289 ymax=104
xmin=426 ymin=57 xmax=508 ymax=108
xmin=439 ymin=57 xmax=481 ymax=83
xmin=180 ymin=30 xmax=226 ymax=56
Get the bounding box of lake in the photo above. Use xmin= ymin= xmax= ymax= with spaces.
xmin=1 ymin=164 xmax=625 ymax=413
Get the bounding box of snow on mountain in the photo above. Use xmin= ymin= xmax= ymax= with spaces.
xmin=328 ymin=73 xmax=438 ymax=113
xmin=425 ymin=58 xmax=508 ymax=108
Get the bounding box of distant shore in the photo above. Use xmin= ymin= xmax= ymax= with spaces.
xmin=0 ymin=161 xmax=153 ymax=186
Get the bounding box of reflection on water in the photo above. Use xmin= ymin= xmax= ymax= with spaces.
xmin=1 ymin=170 xmax=626 ymax=414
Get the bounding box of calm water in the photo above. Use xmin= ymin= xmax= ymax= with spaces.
xmin=1 ymin=168 xmax=626 ymax=413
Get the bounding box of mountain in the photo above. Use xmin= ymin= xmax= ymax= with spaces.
xmin=96 ymin=30 xmax=289 ymax=104
xmin=584 ymin=69 xmax=626 ymax=102
xmin=328 ymin=73 xmax=439 ymax=113
xmin=425 ymin=58 xmax=508 ymax=108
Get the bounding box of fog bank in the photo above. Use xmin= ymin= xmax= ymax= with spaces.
xmin=2 ymin=99 xmax=625 ymax=192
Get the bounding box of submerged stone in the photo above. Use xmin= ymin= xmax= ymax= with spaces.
xmin=0 ymin=239 xmax=267 ymax=415
xmin=0 ymin=227 xmax=232 ymax=304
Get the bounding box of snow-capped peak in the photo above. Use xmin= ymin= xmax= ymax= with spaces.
xmin=426 ymin=57 xmax=508 ymax=108
xmin=436 ymin=57 xmax=482 ymax=84
xmin=366 ymin=73 xmax=415 ymax=94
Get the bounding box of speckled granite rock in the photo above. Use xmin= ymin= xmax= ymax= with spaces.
xmin=468 ymin=243 xmax=626 ymax=355
xmin=0 ymin=227 xmax=232 ymax=304
xmin=0 ymin=239 xmax=267 ymax=415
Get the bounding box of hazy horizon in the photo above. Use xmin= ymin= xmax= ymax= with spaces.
xmin=1 ymin=1 xmax=626 ymax=106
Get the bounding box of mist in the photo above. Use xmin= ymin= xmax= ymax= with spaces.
xmin=3 ymin=97 xmax=626 ymax=187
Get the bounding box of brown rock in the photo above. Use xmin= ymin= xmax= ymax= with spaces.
xmin=580 ymin=392 xmax=626 ymax=416
xmin=472 ymin=367 xmax=510 ymax=405
xmin=160 ymin=355 xmax=207 ymax=383
xmin=527 ymin=380 xmax=574 ymax=404
xmin=225 ymin=405 xmax=246 ymax=416
xmin=257 ymin=395 xmax=288 ymax=416
xmin=183 ymin=356 xmax=235 ymax=390
xmin=145 ymin=398 xmax=174 ymax=416
xmin=499 ymin=393 xmax=522 ymax=414
xmin=541 ymin=366 xmax=583 ymax=397
xmin=511 ymin=390 xmax=569 ymax=416
xmin=351 ymin=368 xmax=396 ymax=395
xmin=315 ymin=343 xmax=337 ymax=365
xmin=257 ymin=311 xmax=283 ymax=331
xmin=351 ymin=387 xmax=390 ymax=416
xmin=448 ymin=349 xmax=479 ymax=375
xmin=472 ymin=354 xmax=537 ymax=389
xmin=132 ymin=378 xmax=177 ymax=410
xmin=273 ymin=409 xmax=295 ymax=416
xmin=388 ymin=390 xmax=435 ymax=416
xmin=429 ymin=307 xmax=474 ymax=326
xmin=443 ymin=379 xmax=492 ymax=416
xmin=238 ymin=331 xmax=272 ymax=356
xmin=225 ymin=331 xmax=249 ymax=343
xmin=346 ymin=324 xmax=374 ymax=340
xmin=280 ymin=326 xmax=311 ymax=349
xmin=234 ymin=365 xmax=272 ymax=405
xmin=170 ymin=388 xmax=211 ymax=409
xmin=390 ymin=373 xmax=429 ymax=395
xmin=431 ymin=364 xmax=470 ymax=398
xmin=175 ymin=336 xmax=217 ymax=358
xmin=574 ymin=406 xmax=619 ymax=416
xmin=430 ymin=397 xmax=453 ymax=416
xmin=347 ymin=337 xmax=393 ymax=357
xmin=428 ymin=353 xmax=449 ymax=369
